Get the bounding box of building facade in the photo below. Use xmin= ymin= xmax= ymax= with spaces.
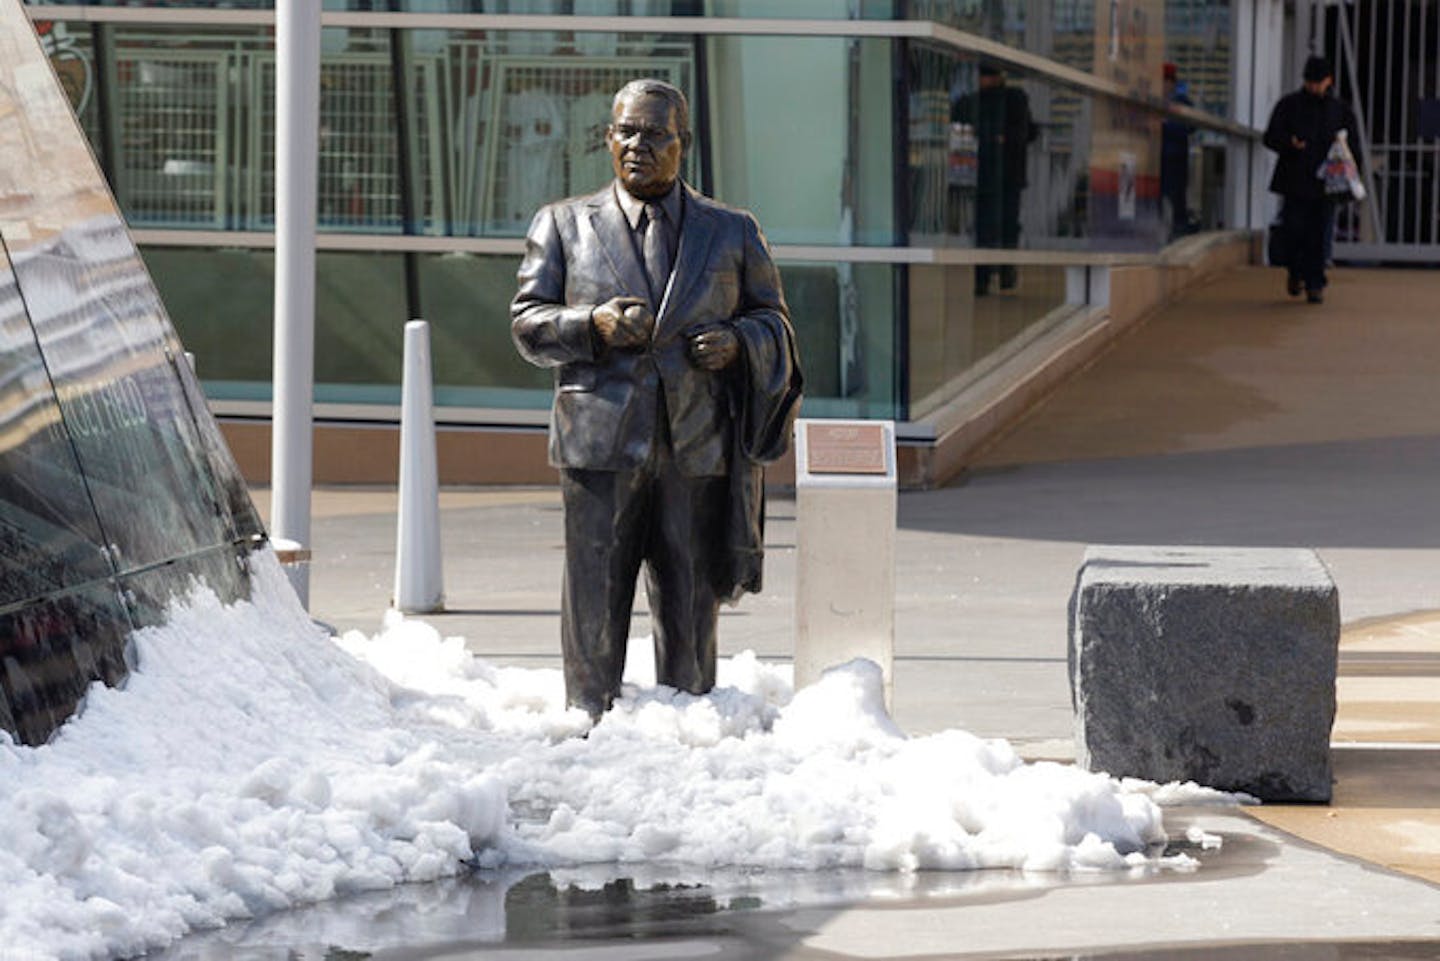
xmin=23 ymin=1 xmax=1318 ymax=484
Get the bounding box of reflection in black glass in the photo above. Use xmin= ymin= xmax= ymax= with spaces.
xmin=0 ymin=0 xmax=269 ymax=746
xmin=172 ymin=334 xmax=266 ymax=543
xmin=9 ymin=220 xmax=236 ymax=574
xmin=0 ymin=245 xmax=112 ymax=608
xmin=117 ymin=544 xmax=252 ymax=628
xmin=0 ymin=584 xmax=131 ymax=746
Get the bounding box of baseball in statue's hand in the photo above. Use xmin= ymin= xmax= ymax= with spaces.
xmin=687 ymin=324 xmax=739 ymax=371
xmin=593 ymin=296 xmax=653 ymax=349
xmin=622 ymin=304 xmax=656 ymax=341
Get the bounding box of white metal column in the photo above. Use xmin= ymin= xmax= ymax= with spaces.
xmin=271 ymin=0 xmax=322 ymax=607
xmin=1230 ymin=0 xmax=1287 ymax=232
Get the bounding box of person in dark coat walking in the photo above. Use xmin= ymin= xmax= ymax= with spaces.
xmin=953 ymin=63 xmax=1037 ymax=296
xmin=1263 ymin=55 xmax=1361 ymax=303
xmin=511 ymin=79 xmax=802 ymax=721
xmin=1161 ymin=62 xmax=1194 ymax=239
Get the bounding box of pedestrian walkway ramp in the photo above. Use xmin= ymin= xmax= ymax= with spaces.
xmin=975 ymin=264 xmax=1440 ymax=468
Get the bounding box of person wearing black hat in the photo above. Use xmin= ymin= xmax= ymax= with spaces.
xmin=1262 ymin=55 xmax=1361 ymax=303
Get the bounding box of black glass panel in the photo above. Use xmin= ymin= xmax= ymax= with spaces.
xmin=174 ymin=358 xmax=266 ymax=544
xmin=0 ymin=245 xmax=112 ymax=607
xmin=0 ymin=0 xmax=268 ymax=743
xmin=0 ymin=0 xmax=258 ymax=573
xmin=8 ymin=221 xmax=238 ymax=571
xmin=118 ymin=544 xmax=253 ymax=628
xmin=0 ymin=584 xmax=132 ymax=746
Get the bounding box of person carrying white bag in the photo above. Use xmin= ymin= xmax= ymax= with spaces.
xmin=1263 ymin=56 xmax=1363 ymax=304
xmin=1319 ymin=128 xmax=1367 ymax=202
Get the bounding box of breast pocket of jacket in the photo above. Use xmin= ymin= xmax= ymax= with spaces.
xmin=557 ymin=363 xmax=596 ymax=393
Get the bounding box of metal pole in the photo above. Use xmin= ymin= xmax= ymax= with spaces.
xmin=271 ymin=0 xmax=322 ymax=608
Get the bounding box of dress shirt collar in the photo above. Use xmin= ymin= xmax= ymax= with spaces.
xmin=614 ymin=180 xmax=683 ymax=232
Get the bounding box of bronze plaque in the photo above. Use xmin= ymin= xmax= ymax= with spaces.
xmin=806 ymin=423 xmax=888 ymax=475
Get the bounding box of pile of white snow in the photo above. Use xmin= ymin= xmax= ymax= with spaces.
xmin=0 ymin=551 xmax=1233 ymax=960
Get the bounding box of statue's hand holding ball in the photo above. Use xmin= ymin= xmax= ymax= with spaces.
xmin=593 ymin=295 xmax=655 ymax=349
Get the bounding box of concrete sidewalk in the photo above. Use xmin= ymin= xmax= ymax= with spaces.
xmin=259 ymin=264 xmax=1440 ymax=956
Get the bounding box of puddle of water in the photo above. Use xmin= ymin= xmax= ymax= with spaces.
xmin=147 ymin=826 xmax=1240 ymax=960
xmin=149 ymin=810 xmax=1440 ymax=961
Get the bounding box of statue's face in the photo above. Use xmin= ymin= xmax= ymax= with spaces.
xmin=607 ymin=93 xmax=685 ymax=200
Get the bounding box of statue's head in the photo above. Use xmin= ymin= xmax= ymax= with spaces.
xmin=607 ymin=79 xmax=691 ymax=200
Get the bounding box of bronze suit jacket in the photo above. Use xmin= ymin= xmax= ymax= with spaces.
xmin=512 ymin=181 xmax=800 ymax=479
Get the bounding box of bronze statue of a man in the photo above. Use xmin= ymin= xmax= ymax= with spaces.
xmin=512 ymin=78 xmax=802 ymax=720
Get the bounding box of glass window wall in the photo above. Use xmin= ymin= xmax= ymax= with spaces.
xmin=52 ymin=12 xmax=1241 ymax=245
xmin=29 ymin=4 xmax=1252 ymax=434
xmin=1165 ymin=0 xmax=1232 ymax=119
xmin=908 ymin=1 xmax=1233 ymax=126
xmin=781 ymin=261 xmax=899 ymax=419
xmin=397 ymin=28 xmax=895 ymax=245
xmin=908 ymin=44 xmax=1168 ymax=252
xmin=148 ymin=245 xmax=903 ymax=419
xmin=906 ymin=40 xmax=1241 ymax=251
xmin=704 ymin=34 xmax=895 ymax=246
xmin=24 ymin=1 xmax=898 ymax=15
xmin=907 ymin=263 xmax=1069 ymax=420
xmin=145 ymin=248 xmax=419 ymax=403
xmin=96 ymin=24 xmax=402 ymax=232
xmin=401 ymin=29 xmax=698 ymax=237
xmin=417 ymin=252 xmax=551 ymax=410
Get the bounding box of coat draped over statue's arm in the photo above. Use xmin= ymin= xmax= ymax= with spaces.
xmin=721 ymin=234 xmax=803 ymax=602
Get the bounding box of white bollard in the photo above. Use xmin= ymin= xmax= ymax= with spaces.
xmin=393 ymin=320 xmax=444 ymax=613
xmin=793 ymin=419 xmax=897 ymax=707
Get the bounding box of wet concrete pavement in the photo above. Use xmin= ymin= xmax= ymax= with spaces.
xmin=239 ymin=265 xmax=1440 ymax=958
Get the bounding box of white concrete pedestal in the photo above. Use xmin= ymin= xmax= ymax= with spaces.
xmin=793 ymin=420 xmax=897 ymax=706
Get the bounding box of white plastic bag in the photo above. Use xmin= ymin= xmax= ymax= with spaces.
xmin=1318 ymin=129 xmax=1367 ymax=201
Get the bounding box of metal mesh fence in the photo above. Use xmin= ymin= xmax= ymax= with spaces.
xmin=113 ymin=53 xmax=227 ymax=227
xmin=98 ymin=27 xmax=695 ymax=237
xmin=253 ymin=52 xmax=404 ymax=232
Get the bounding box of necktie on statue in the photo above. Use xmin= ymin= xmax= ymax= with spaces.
xmin=641 ymin=202 xmax=672 ymax=308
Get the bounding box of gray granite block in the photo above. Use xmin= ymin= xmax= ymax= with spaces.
xmin=1069 ymin=546 xmax=1339 ymax=802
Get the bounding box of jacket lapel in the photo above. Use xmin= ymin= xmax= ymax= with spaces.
xmin=657 ymin=183 xmax=717 ymax=331
xmin=586 ymin=186 xmax=650 ymax=301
